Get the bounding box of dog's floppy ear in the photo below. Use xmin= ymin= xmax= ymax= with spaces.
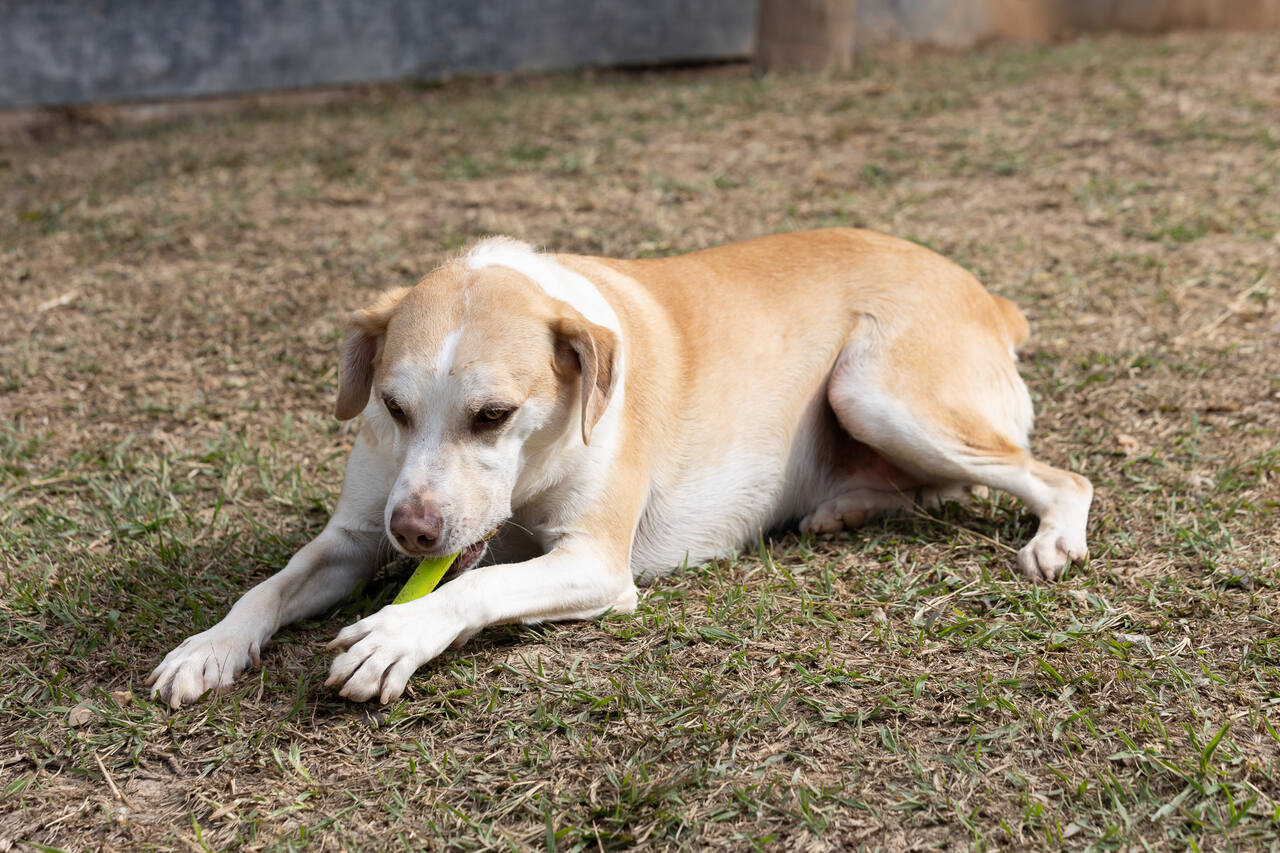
xmin=334 ymin=287 xmax=410 ymax=421
xmin=553 ymin=314 xmax=618 ymax=446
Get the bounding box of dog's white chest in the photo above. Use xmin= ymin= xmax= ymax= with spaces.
xmin=629 ymin=452 xmax=791 ymax=580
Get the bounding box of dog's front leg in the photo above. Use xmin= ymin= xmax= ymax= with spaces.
xmin=147 ymin=431 xmax=392 ymax=707
xmin=325 ymin=538 xmax=638 ymax=703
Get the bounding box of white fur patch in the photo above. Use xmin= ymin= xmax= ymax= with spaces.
xmin=465 ymin=239 xmax=621 ymax=333
xmin=434 ymin=327 xmax=464 ymax=374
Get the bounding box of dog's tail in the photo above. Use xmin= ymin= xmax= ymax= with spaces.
xmin=992 ymin=294 xmax=1030 ymax=350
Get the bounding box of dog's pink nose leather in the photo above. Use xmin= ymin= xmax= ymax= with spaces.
xmin=390 ymin=503 xmax=444 ymax=551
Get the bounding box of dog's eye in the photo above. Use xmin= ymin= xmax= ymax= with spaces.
xmin=383 ymin=396 xmax=408 ymax=424
xmin=473 ymin=406 xmax=514 ymax=430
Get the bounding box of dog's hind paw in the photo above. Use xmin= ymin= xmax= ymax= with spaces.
xmin=146 ymin=628 xmax=261 ymax=708
xmin=1017 ymin=529 xmax=1088 ymax=582
xmin=799 ymin=497 xmax=872 ymax=536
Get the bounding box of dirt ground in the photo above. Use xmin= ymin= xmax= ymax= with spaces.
xmin=2 ymin=30 xmax=1278 ymax=851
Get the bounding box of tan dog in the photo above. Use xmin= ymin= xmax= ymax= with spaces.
xmin=148 ymin=229 xmax=1092 ymax=707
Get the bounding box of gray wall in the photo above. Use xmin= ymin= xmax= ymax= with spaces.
xmin=0 ymin=0 xmax=759 ymax=108
xmin=6 ymin=0 xmax=1273 ymax=108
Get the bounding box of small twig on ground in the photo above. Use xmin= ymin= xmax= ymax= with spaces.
xmin=94 ymin=752 xmax=133 ymax=809
xmin=898 ymin=492 xmax=1020 ymax=556
xmin=34 ymin=289 xmax=80 ymax=314
xmin=1174 ymin=274 xmax=1268 ymax=344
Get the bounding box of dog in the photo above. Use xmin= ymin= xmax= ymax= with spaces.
xmin=147 ymin=228 xmax=1093 ymax=707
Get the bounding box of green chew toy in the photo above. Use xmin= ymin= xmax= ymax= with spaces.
xmin=392 ymin=553 xmax=457 ymax=604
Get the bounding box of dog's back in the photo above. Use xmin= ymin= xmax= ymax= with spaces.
xmin=558 ymin=229 xmax=1030 ymax=577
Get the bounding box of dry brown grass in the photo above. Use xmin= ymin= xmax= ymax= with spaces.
xmin=2 ymin=31 xmax=1278 ymax=851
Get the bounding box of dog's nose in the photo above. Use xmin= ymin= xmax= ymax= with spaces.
xmin=390 ymin=503 xmax=444 ymax=552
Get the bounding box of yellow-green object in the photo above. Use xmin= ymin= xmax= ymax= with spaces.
xmin=392 ymin=553 xmax=457 ymax=604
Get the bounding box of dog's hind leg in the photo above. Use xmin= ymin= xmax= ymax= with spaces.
xmin=823 ymin=314 xmax=1092 ymax=581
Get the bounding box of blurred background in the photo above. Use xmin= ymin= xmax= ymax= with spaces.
xmin=5 ymin=0 xmax=1280 ymax=110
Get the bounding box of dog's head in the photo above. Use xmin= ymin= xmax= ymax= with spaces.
xmin=334 ymin=239 xmax=619 ymax=563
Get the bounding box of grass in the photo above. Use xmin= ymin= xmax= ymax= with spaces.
xmin=3 ymin=30 xmax=1280 ymax=851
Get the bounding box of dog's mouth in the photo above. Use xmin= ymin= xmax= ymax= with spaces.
xmin=452 ymin=527 xmax=499 ymax=574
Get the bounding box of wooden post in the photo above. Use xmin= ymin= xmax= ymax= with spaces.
xmin=755 ymin=0 xmax=859 ymax=73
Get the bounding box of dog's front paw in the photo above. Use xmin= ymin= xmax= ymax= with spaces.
xmin=146 ymin=628 xmax=262 ymax=708
xmin=325 ymin=601 xmax=463 ymax=703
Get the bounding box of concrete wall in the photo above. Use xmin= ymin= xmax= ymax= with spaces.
xmin=0 ymin=0 xmax=757 ymax=108
xmin=3 ymin=0 xmax=1277 ymax=109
